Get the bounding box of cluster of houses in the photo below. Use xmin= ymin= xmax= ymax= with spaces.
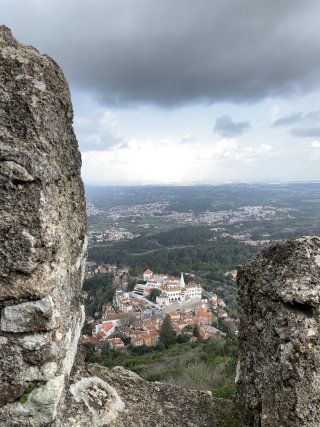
xmin=87 ymin=228 xmax=138 ymax=246
xmin=81 ymin=305 xmax=160 ymax=348
xmin=85 ymin=262 xmax=129 ymax=280
xmin=113 ymin=290 xmax=140 ymax=313
xmin=81 ymin=302 xmax=230 ymax=349
xmin=81 ymin=268 xmax=236 ymax=350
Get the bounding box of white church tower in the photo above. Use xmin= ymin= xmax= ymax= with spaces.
xmin=180 ymin=272 xmax=185 ymax=287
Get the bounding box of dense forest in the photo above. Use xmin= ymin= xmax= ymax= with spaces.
xmin=88 ymin=227 xmax=258 ymax=279
xmin=153 ymin=225 xmax=215 ymax=246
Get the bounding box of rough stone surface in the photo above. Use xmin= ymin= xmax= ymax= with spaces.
xmin=236 ymin=236 xmax=320 ymax=427
xmin=0 ymin=296 xmax=59 ymax=332
xmin=0 ymin=25 xmax=86 ymax=423
xmin=57 ymin=362 xmax=245 ymax=427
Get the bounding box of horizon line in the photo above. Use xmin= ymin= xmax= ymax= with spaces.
xmin=84 ymin=178 xmax=320 ymax=187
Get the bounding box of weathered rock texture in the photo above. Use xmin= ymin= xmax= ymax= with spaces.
xmin=0 ymin=25 xmax=86 ymax=425
xmin=237 ymin=236 xmax=320 ymax=427
xmin=57 ymin=361 xmax=244 ymax=427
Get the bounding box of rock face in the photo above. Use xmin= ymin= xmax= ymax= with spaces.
xmin=57 ymin=362 xmax=243 ymax=427
xmin=0 ymin=25 xmax=86 ymax=425
xmin=237 ymin=236 xmax=320 ymax=427
xmin=56 ymin=356 xmax=250 ymax=427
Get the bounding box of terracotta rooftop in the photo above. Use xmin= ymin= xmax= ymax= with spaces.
xmin=102 ymin=321 xmax=114 ymax=331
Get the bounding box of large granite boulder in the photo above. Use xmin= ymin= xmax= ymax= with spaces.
xmin=0 ymin=25 xmax=86 ymax=425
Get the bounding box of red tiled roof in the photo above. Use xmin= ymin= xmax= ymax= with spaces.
xmin=102 ymin=322 xmax=114 ymax=331
xmin=109 ymin=338 xmax=124 ymax=345
xmin=80 ymin=335 xmax=99 ymax=346
xmin=195 ymin=308 xmax=212 ymax=318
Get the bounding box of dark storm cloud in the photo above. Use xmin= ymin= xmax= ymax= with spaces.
xmin=2 ymin=0 xmax=320 ymax=106
xmin=214 ymin=115 xmax=250 ymax=137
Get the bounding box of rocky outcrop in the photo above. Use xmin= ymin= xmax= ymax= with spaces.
xmin=57 ymin=361 xmax=244 ymax=427
xmin=0 ymin=25 xmax=86 ymax=425
xmin=237 ymin=236 xmax=320 ymax=426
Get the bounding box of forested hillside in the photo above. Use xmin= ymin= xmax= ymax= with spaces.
xmin=88 ymin=231 xmax=258 ymax=279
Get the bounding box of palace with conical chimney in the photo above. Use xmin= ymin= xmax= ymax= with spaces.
xmin=136 ymin=269 xmax=202 ymax=306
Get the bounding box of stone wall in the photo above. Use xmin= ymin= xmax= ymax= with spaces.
xmin=0 ymin=26 xmax=86 ymax=425
xmin=236 ymin=237 xmax=320 ymax=427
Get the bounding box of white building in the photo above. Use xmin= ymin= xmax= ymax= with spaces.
xmin=185 ymin=283 xmax=202 ymax=299
xmin=113 ymin=290 xmax=133 ymax=313
xmin=143 ymin=269 xmax=153 ymax=281
xmin=155 ymin=272 xmax=202 ymax=306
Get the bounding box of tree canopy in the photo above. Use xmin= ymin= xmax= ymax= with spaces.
xmin=159 ymin=315 xmax=177 ymax=348
xmin=149 ymin=288 xmax=161 ymax=302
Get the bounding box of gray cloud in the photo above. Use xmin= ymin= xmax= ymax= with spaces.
xmin=272 ymin=110 xmax=320 ymax=137
xmin=291 ymin=127 xmax=320 ymax=138
xmin=2 ymin=0 xmax=320 ymax=106
xmin=77 ymin=131 xmax=122 ymax=152
xmin=272 ymin=113 xmax=303 ymax=127
xmin=73 ymin=107 xmax=122 ymax=151
xmin=214 ymin=115 xmax=250 ymax=137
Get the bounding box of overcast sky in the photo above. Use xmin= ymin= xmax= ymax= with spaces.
xmin=2 ymin=0 xmax=320 ymax=184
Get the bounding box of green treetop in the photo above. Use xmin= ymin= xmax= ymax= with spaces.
xmin=159 ymin=315 xmax=177 ymax=348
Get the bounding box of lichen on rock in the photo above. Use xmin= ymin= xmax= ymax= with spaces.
xmin=236 ymin=236 xmax=320 ymax=427
xmin=0 ymin=25 xmax=86 ymax=424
